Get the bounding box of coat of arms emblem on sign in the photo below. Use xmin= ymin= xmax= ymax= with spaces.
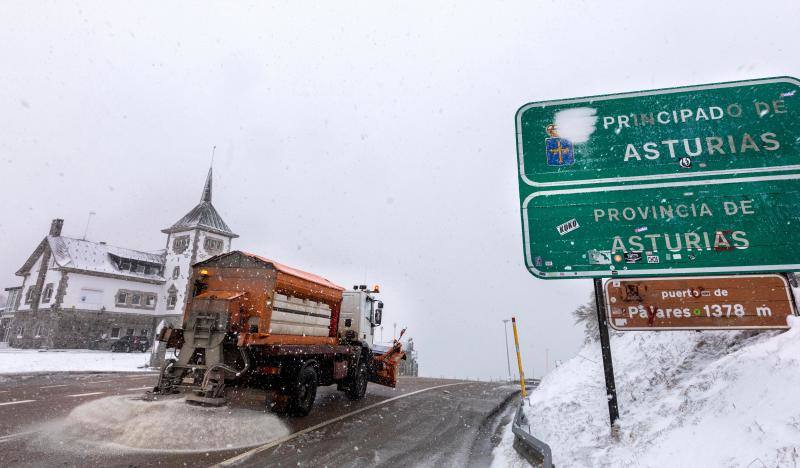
xmin=545 ymin=124 xmax=574 ymax=166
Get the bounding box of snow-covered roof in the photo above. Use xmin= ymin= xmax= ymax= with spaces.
xmin=17 ymin=236 xmax=165 ymax=283
xmin=161 ymin=168 xmax=238 ymax=238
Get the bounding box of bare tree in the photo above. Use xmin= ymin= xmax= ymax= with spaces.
xmin=572 ymin=292 xmax=598 ymax=344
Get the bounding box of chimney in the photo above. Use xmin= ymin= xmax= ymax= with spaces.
xmin=49 ymin=219 xmax=64 ymax=237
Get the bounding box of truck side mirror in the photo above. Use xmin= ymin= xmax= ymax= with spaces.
xmin=373 ymin=310 xmax=382 ymax=326
xmin=377 ymin=301 xmax=384 ymax=309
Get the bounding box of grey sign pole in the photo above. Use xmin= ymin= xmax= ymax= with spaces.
xmin=593 ymin=278 xmax=619 ymax=427
xmin=503 ymin=319 xmax=512 ymax=381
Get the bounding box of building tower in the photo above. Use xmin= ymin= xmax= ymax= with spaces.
xmin=161 ymin=168 xmax=238 ymax=315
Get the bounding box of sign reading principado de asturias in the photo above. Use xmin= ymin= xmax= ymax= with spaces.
xmin=515 ymin=77 xmax=800 ymax=279
xmin=604 ymin=275 xmax=795 ymax=330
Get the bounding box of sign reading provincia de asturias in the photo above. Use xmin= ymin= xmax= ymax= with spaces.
xmin=604 ymin=275 xmax=795 ymax=330
xmin=515 ymin=76 xmax=800 ymax=279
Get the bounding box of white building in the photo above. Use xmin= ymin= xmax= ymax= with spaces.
xmin=0 ymin=169 xmax=237 ymax=349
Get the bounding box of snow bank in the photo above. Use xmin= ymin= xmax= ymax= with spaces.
xmin=0 ymin=348 xmax=150 ymax=374
xmin=503 ymin=316 xmax=800 ymax=467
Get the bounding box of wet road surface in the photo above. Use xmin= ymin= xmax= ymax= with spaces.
xmin=0 ymin=373 xmax=519 ymax=467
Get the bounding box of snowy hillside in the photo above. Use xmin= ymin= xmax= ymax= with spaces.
xmin=509 ymin=317 xmax=800 ymax=467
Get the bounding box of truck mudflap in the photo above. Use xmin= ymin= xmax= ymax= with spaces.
xmin=368 ymin=330 xmax=407 ymax=388
xmin=156 ymin=325 xmax=184 ymax=350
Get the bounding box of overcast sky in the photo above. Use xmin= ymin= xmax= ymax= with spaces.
xmin=1 ymin=1 xmax=798 ymax=379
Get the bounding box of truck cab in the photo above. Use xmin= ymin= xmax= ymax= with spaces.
xmin=338 ymin=285 xmax=383 ymax=345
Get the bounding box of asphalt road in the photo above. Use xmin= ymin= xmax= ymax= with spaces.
xmin=0 ymin=372 xmax=520 ymax=467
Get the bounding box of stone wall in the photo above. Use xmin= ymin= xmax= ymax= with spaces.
xmin=9 ymin=308 xmax=164 ymax=349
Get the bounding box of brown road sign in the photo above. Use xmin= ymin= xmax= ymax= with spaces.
xmin=604 ymin=274 xmax=796 ymax=330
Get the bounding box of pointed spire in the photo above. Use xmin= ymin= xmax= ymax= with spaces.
xmin=201 ymin=167 xmax=212 ymax=202
xmin=163 ymin=165 xmax=237 ymax=238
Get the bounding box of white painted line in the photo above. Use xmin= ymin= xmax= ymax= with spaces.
xmin=39 ymin=384 xmax=69 ymax=389
xmin=0 ymin=430 xmax=35 ymax=444
xmin=125 ymin=387 xmax=153 ymax=391
xmin=0 ymin=390 xmax=8 ymax=393
xmin=86 ymin=380 xmax=113 ymax=384
xmin=66 ymin=392 xmax=105 ymax=398
xmin=215 ymin=381 xmax=471 ymax=466
xmin=126 ymin=375 xmax=157 ymax=379
xmin=0 ymin=400 xmax=36 ymax=406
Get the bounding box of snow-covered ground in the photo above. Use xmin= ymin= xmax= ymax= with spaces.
xmin=0 ymin=348 xmax=152 ymax=374
xmin=493 ymin=316 xmax=800 ymax=467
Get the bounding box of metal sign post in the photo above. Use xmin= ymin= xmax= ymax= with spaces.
xmin=593 ymin=278 xmax=619 ymax=427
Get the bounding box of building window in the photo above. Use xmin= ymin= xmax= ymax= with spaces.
xmin=41 ymin=283 xmax=54 ymax=303
xmin=173 ymin=236 xmax=190 ymax=254
xmin=126 ymin=328 xmax=134 ymax=336
xmin=172 ymin=266 xmax=180 ymax=279
xmin=110 ymin=327 xmax=120 ymax=338
xmin=34 ymin=324 xmax=44 ymax=337
xmin=16 ymin=326 xmax=25 ymax=337
xmin=6 ymin=288 xmax=20 ymax=312
xmin=204 ymin=237 xmax=224 ymax=253
xmin=140 ymin=329 xmax=148 ymax=336
xmin=116 ymin=290 xmax=156 ymax=309
xmin=167 ymin=294 xmax=178 ymax=310
xmin=25 ymin=287 xmax=36 ymax=304
xmin=119 ymin=259 xmax=132 ymax=270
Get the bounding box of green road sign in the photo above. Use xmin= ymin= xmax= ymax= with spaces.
xmin=516 ymin=77 xmax=800 ymax=279
xmin=517 ymin=77 xmax=800 ymax=188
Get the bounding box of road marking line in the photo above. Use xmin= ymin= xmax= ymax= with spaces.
xmin=0 ymin=431 xmax=35 ymax=444
xmin=0 ymin=400 xmax=36 ymax=406
xmin=126 ymin=375 xmax=157 ymax=379
xmin=39 ymin=384 xmax=69 ymax=389
xmin=66 ymin=392 xmax=105 ymax=398
xmin=125 ymin=387 xmax=153 ymax=391
xmin=215 ymin=381 xmax=472 ymax=466
xmin=86 ymin=380 xmax=113 ymax=384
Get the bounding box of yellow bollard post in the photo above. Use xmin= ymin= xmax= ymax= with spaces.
xmin=511 ymin=316 xmax=527 ymax=401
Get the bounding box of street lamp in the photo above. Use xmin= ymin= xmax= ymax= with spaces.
xmin=502 ymin=319 xmax=512 ymax=381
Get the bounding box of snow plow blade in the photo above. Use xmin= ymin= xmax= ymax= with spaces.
xmin=369 ymin=340 xmax=405 ymax=388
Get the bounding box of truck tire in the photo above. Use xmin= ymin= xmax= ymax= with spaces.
xmin=289 ymin=365 xmax=318 ymax=416
xmin=344 ymin=362 xmax=368 ymax=400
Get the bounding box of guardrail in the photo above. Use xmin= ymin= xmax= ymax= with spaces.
xmin=512 ymin=402 xmax=554 ymax=468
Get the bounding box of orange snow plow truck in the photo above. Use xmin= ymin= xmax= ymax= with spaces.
xmin=147 ymin=251 xmax=405 ymax=416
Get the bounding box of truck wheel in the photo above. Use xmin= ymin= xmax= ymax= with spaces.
xmin=290 ymin=366 xmax=318 ymax=416
xmin=345 ymin=363 xmax=368 ymax=400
